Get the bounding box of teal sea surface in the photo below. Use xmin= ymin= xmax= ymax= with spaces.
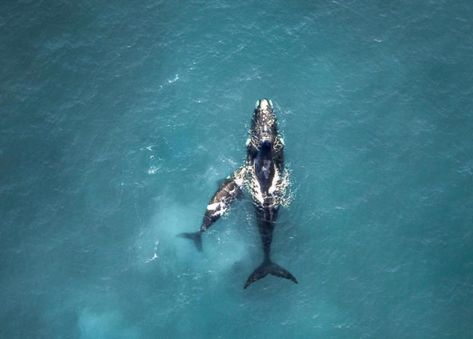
xmin=1 ymin=1 xmax=473 ymax=338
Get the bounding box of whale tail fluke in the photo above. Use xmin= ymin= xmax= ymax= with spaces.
xmin=244 ymin=259 xmax=298 ymax=289
xmin=178 ymin=231 xmax=203 ymax=252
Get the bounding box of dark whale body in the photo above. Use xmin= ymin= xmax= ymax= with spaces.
xmin=179 ymin=99 xmax=297 ymax=289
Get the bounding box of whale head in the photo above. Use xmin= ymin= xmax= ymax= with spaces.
xmin=255 ymin=99 xmax=273 ymax=112
xmin=252 ymin=99 xmax=277 ymax=147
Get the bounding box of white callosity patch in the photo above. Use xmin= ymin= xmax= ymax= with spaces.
xmin=206 ymin=202 xmax=221 ymax=211
xmin=206 ymin=201 xmax=226 ymax=218
xmin=247 ymin=171 xmax=265 ymax=205
xmin=274 ymin=136 xmax=284 ymax=151
xmin=259 ymin=99 xmax=270 ymax=110
xmin=268 ymin=168 xmax=281 ymax=195
xmin=245 ymin=165 xmax=291 ymax=208
xmin=274 ymin=169 xmax=291 ymax=207
xmin=233 ymin=165 xmax=246 ymax=187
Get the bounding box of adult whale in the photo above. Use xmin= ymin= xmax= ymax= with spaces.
xmin=179 ymin=99 xmax=297 ymax=289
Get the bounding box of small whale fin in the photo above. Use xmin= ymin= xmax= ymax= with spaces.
xmin=178 ymin=231 xmax=203 ymax=252
xmin=244 ymin=260 xmax=298 ymax=289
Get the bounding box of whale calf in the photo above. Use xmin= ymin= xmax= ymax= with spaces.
xmin=179 ymin=99 xmax=297 ymax=289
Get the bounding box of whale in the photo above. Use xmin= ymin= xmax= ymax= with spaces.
xmin=179 ymin=99 xmax=297 ymax=289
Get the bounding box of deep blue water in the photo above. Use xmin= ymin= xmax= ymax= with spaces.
xmin=1 ymin=1 xmax=473 ymax=338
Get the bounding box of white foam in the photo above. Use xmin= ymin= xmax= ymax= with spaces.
xmin=147 ymin=166 xmax=160 ymax=175
xmin=167 ymin=74 xmax=179 ymax=84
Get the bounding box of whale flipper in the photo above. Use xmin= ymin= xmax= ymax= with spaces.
xmin=178 ymin=231 xmax=203 ymax=252
xmin=244 ymin=260 xmax=298 ymax=289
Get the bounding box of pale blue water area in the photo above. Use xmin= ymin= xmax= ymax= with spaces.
xmin=1 ymin=1 xmax=473 ymax=338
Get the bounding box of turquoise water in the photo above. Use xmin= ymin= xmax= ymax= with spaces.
xmin=1 ymin=1 xmax=473 ymax=338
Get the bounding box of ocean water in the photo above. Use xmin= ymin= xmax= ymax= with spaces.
xmin=1 ymin=0 xmax=473 ymax=338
